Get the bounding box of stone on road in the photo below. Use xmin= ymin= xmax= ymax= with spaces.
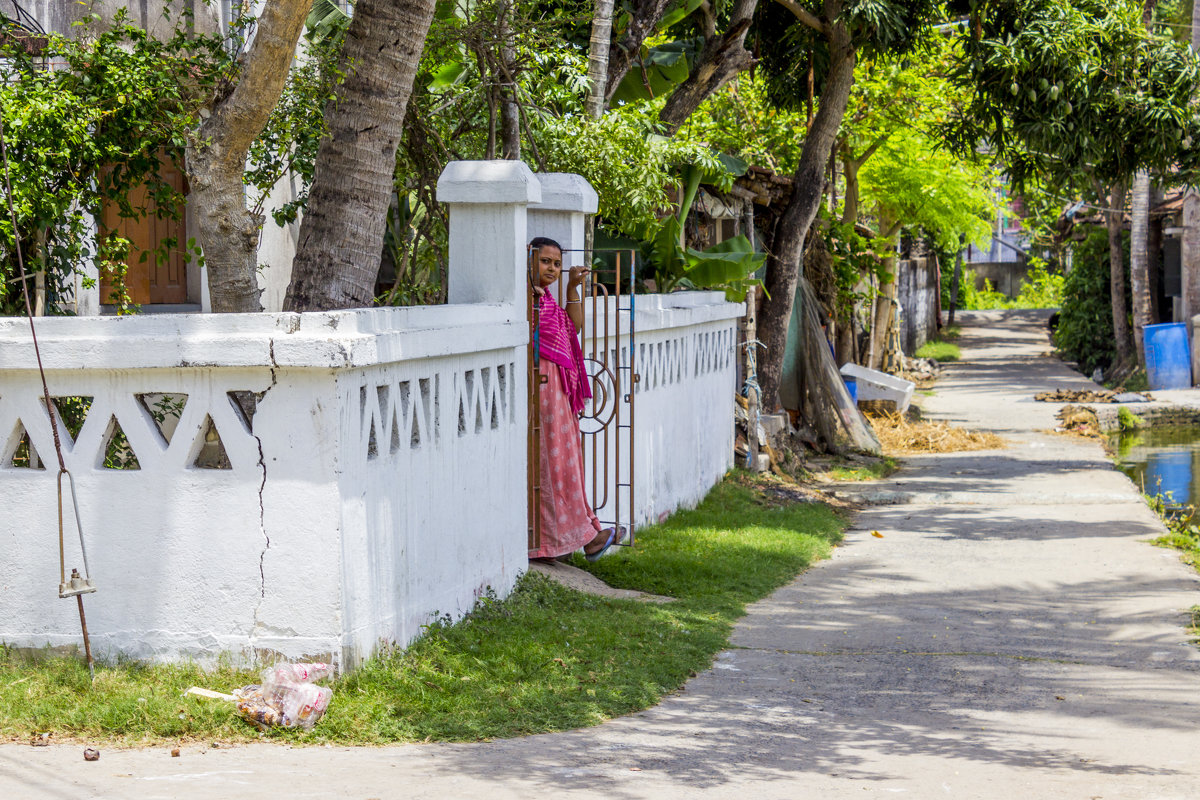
xmin=3 ymin=309 xmax=1198 ymax=798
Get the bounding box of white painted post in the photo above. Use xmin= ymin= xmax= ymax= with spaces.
xmin=437 ymin=160 xmax=542 ymax=307
xmin=528 ymin=173 xmax=599 ymax=271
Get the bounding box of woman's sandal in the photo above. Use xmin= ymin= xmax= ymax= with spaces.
xmin=584 ymin=528 xmax=619 ymax=563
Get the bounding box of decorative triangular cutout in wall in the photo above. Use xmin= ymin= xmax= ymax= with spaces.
xmin=51 ymin=396 xmax=93 ymax=443
xmin=389 ymin=405 xmax=401 ymax=454
xmin=192 ymin=415 xmax=231 ymax=470
xmin=136 ymin=393 xmax=187 ymax=445
xmin=7 ymin=420 xmax=45 ymax=469
xmin=101 ymin=416 xmax=140 ymax=470
xmin=227 ymin=390 xmax=261 ymax=433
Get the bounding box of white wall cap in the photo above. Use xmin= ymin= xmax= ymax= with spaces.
xmin=531 ymin=173 xmax=599 ymax=214
xmin=660 ymin=290 xmax=729 ymax=308
xmin=436 ymin=160 xmax=542 ymax=205
xmin=0 ymin=305 xmax=523 ymax=371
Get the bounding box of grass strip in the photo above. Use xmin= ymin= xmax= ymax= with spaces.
xmin=914 ymin=340 xmax=961 ymax=362
xmin=0 ymin=473 xmax=844 ymax=745
xmin=827 ymin=456 xmax=900 ymax=482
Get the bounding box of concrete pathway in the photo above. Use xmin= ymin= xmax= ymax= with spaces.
xmin=4 ymin=309 xmax=1200 ymax=799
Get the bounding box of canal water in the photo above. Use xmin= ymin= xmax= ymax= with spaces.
xmin=1110 ymin=426 xmax=1200 ymax=512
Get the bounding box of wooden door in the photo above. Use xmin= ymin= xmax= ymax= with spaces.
xmin=100 ymin=157 xmax=189 ymax=306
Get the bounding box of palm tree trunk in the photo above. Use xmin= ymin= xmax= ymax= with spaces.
xmin=586 ymin=0 xmax=615 ymax=118
xmin=285 ymin=0 xmax=439 ymax=312
xmin=1130 ymin=169 xmax=1152 ymax=365
xmin=1184 ymin=0 xmax=1200 ymax=384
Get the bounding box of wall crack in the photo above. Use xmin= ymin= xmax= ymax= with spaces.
xmin=251 ymin=370 xmax=277 ymax=634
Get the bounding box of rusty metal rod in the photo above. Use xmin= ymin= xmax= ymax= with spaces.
xmin=73 ymin=571 xmax=94 ymax=680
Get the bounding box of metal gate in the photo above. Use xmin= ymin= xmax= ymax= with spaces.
xmin=528 ymin=248 xmax=637 ymax=554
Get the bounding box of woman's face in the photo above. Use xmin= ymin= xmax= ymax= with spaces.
xmin=535 ymin=245 xmax=563 ymax=288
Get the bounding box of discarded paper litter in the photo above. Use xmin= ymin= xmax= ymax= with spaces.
xmin=186 ymin=662 xmax=333 ymax=730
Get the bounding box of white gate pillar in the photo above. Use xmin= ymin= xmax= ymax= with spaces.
xmin=437 ymin=160 xmax=542 ymax=307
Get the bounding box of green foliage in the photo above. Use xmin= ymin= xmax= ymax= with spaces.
xmin=1054 ymin=227 xmax=1130 ymax=375
xmin=820 ymin=216 xmax=890 ymax=319
xmin=826 ymin=455 xmax=900 ymax=481
xmin=860 ymin=124 xmax=997 ymax=251
xmin=0 ymin=474 xmax=845 ymax=744
xmin=683 ymin=235 xmax=766 ymax=300
xmin=958 ymin=270 xmax=1015 ymax=310
xmin=609 ymin=39 xmax=700 ymax=104
xmin=678 ymin=72 xmax=807 ymax=174
xmin=635 ymin=195 xmax=764 ymax=299
xmin=0 ymin=12 xmax=231 ymax=315
xmin=1142 ymin=487 xmax=1200 ymax=574
xmin=754 ymin=0 xmax=941 ymax=109
xmin=1118 ymin=405 xmax=1145 ymax=431
xmin=945 ymin=0 xmax=1200 ymax=192
xmin=538 ymin=110 xmax=729 ymax=239
xmin=957 ymin=258 xmax=1064 ymax=312
xmin=1014 ymin=256 xmax=1065 ymax=307
xmin=1116 ymin=368 xmax=1150 ymax=393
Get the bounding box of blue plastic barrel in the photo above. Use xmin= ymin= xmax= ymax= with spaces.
xmin=1144 ymin=322 xmax=1192 ymax=390
xmin=844 ymin=377 xmax=858 ymax=404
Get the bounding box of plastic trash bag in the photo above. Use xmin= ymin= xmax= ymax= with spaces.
xmin=233 ymin=662 xmax=333 ymax=730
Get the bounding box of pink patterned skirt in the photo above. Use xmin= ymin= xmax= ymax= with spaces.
xmin=529 ymin=360 xmax=602 ymax=559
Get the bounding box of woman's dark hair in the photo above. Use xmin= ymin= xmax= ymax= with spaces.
xmin=529 ymin=236 xmax=563 ymax=252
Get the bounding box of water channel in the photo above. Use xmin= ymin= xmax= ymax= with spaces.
xmin=1110 ymin=426 xmax=1200 ymax=513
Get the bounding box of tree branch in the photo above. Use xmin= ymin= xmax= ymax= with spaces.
xmin=205 ymin=0 xmax=309 ymax=167
xmin=772 ymin=0 xmax=826 ymax=34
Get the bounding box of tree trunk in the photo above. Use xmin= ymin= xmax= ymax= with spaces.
xmin=187 ymin=0 xmax=309 ymax=313
xmin=1148 ymin=181 xmax=1163 ymax=324
xmin=867 ymin=208 xmax=899 ymax=371
xmin=604 ymin=0 xmax=675 ymax=105
xmin=1185 ymin=0 xmax=1200 ymax=380
xmin=498 ymin=4 xmax=521 ymax=159
xmin=1130 ymin=169 xmax=1152 ymax=365
xmin=285 ymin=0 xmax=439 ymax=312
xmin=758 ymin=17 xmax=855 ymax=411
xmin=586 ymin=0 xmax=616 ymax=117
xmin=1107 ymin=180 xmax=1134 ymax=369
xmin=841 ymin=154 xmax=859 ymax=225
xmin=949 ymin=242 xmax=963 ymax=327
xmin=658 ymin=0 xmax=758 ymax=133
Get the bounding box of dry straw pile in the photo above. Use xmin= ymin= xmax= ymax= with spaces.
xmin=865 ymin=411 xmax=1005 ymax=454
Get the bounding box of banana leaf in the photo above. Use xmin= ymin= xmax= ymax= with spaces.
xmin=610 ymin=40 xmax=699 ymax=104
xmin=305 ymin=0 xmax=351 ymax=44
xmin=683 ymin=235 xmax=765 ymax=300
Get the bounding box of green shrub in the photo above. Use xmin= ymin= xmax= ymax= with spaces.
xmin=1118 ymin=406 xmax=1144 ymax=431
xmin=960 ymin=269 xmax=1014 ymax=309
xmin=1054 ymin=227 xmax=1129 ymax=376
xmin=1015 ymin=257 xmax=1065 ymax=308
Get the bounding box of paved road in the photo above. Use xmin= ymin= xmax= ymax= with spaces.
xmin=4 ymin=309 xmax=1199 ymax=799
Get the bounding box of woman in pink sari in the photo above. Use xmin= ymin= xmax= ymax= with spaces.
xmin=528 ymin=237 xmax=620 ymax=563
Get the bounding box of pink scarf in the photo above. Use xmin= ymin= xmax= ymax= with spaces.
xmin=537 ymin=293 xmax=591 ymax=415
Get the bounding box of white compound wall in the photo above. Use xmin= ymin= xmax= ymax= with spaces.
xmin=0 ymin=163 xmax=743 ymax=670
